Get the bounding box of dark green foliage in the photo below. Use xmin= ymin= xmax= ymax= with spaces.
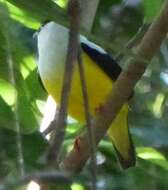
xmin=0 ymin=96 xmax=15 ymax=129
xmin=0 ymin=128 xmax=47 ymax=176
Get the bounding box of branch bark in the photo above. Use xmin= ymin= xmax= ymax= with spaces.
xmin=47 ymin=0 xmax=80 ymax=166
xmin=77 ymin=47 xmax=97 ymax=189
xmin=60 ymin=0 xmax=168 ymax=174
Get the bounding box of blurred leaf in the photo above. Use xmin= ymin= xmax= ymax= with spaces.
xmin=137 ymin=147 xmax=168 ymax=170
xmin=0 ymin=128 xmax=47 ymax=175
xmin=22 ymin=131 xmax=48 ymax=169
xmin=17 ymin=92 xmax=39 ymax=133
xmin=0 ymin=3 xmax=41 ymax=133
xmin=20 ymin=56 xmax=37 ymax=79
xmin=152 ymin=93 xmax=164 ymax=118
xmin=71 ymin=183 xmax=85 ymax=190
xmin=6 ymin=0 xmax=67 ymax=25
xmin=54 ymin=0 xmax=68 ymax=8
xmin=0 ymin=29 xmax=9 ymax=80
xmin=25 ymin=69 xmax=46 ymax=101
xmin=0 ymin=79 xmax=17 ymax=105
xmin=15 ymin=186 xmax=27 ymax=190
xmin=137 ymin=147 xmax=166 ymax=160
xmin=0 ymin=96 xmax=15 ymax=129
xmin=5 ymin=1 xmax=40 ymax=29
xmin=65 ymin=122 xmax=83 ymax=138
xmin=131 ymin=125 xmax=168 ymax=147
xmin=143 ymin=0 xmax=163 ymax=23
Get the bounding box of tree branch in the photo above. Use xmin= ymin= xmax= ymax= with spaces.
xmin=76 ymin=1 xmax=100 ymax=188
xmin=77 ymin=47 xmax=97 ymax=189
xmin=47 ymin=0 xmax=80 ymax=166
xmin=60 ymin=0 xmax=168 ymax=174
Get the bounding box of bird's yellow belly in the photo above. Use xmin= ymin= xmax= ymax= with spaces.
xmin=41 ymin=53 xmax=132 ymax=162
xmin=42 ymin=53 xmax=113 ymax=122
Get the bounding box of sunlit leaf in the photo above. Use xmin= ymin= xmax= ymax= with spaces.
xmin=0 ymin=79 xmax=17 ymax=105
xmin=54 ymin=0 xmax=68 ymax=8
xmin=152 ymin=93 xmax=164 ymax=118
xmin=17 ymin=92 xmax=39 ymax=133
xmin=20 ymin=56 xmax=37 ymax=79
xmin=5 ymin=1 xmax=40 ymax=29
xmin=66 ymin=122 xmax=83 ymax=137
xmin=137 ymin=147 xmax=166 ymax=160
xmin=137 ymin=147 xmax=168 ymax=170
xmin=6 ymin=0 xmax=67 ymax=25
xmin=71 ymin=183 xmax=85 ymax=190
xmin=25 ymin=69 xmax=46 ymax=101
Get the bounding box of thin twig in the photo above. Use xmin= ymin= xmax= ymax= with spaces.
xmin=5 ymin=31 xmax=25 ymax=176
xmin=107 ymin=2 xmax=126 ymax=40
xmin=44 ymin=106 xmax=68 ymax=167
xmin=60 ymin=0 xmax=168 ymax=173
xmin=77 ymin=47 xmax=97 ymax=190
xmin=47 ymin=0 xmax=81 ymax=166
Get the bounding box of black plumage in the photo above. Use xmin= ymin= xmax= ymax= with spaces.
xmin=81 ymin=42 xmax=121 ymax=81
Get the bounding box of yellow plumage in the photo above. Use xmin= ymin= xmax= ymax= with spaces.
xmin=38 ymin=22 xmax=135 ymax=169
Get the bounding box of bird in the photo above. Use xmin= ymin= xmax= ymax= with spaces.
xmin=37 ymin=21 xmax=136 ymax=169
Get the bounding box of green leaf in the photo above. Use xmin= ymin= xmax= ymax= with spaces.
xmin=25 ymin=69 xmax=47 ymax=101
xmin=55 ymin=0 xmax=68 ymax=8
xmin=71 ymin=183 xmax=85 ymax=190
xmin=143 ymin=0 xmax=163 ymax=23
xmin=65 ymin=122 xmax=83 ymax=138
xmin=0 ymin=79 xmax=17 ymax=105
xmin=0 ymin=4 xmax=10 ymax=81
xmin=0 ymin=96 xmax=15 ymax=129
xmin=137 ymin=147 xmax=168 ymax=170
xmin=6 ymin=0 xmax=67 ymax=25
xmin=0 ymin=31 xmax=9 ymax=80
xmin=22 ymin=132 xmax=48 ymax=169
xmin=0 ymin=6 xmax=41 ymax=133
xmin=0 ymin=129 xmax=48 ymax=175
xmin=6 ymin=1 xmax=40 ymax=29
xmin=137 ymin=147 xmax=166 ymax=160
xmin=17 ymin=92 xmax=39 ymax=133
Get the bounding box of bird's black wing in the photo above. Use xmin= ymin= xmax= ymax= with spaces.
xmin=81 ymin=42 xmax=121 ymax=81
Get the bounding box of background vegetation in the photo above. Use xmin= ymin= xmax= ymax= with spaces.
xmin=0 ymin=0 xmax=168 ymax=189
